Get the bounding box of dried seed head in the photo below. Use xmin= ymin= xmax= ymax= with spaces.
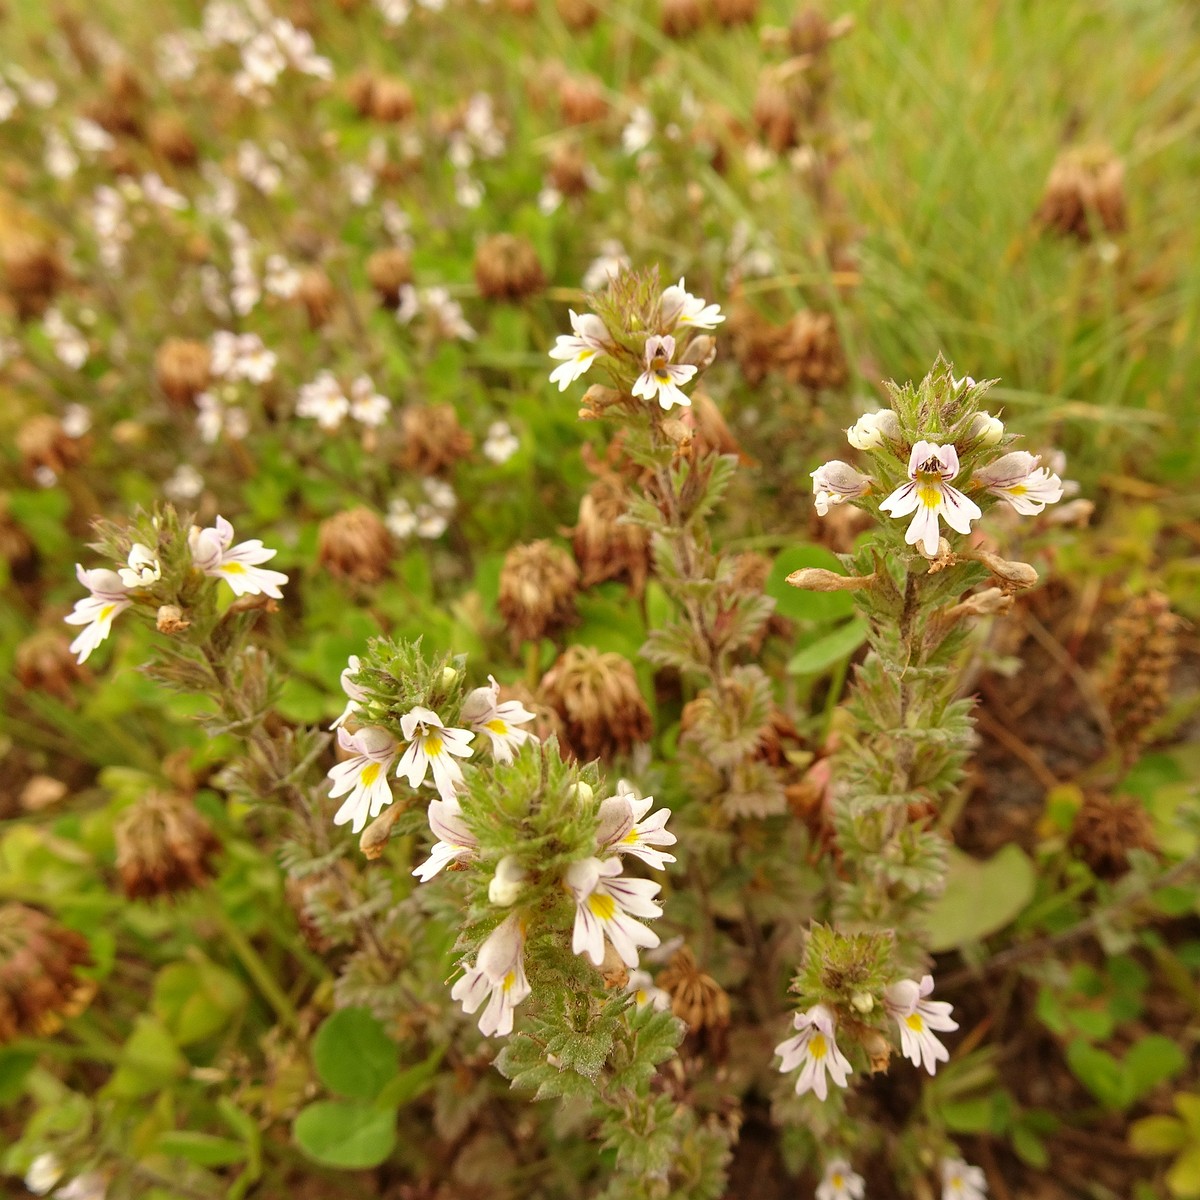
xmin=540 ymin=644 xmax=652 ymax=762
xmin=711 ymin=0 xmax=757 ymax=27
xmin=473 ymin=234 xmax=547 ymax=302
xmin=570 ymin=475 xmax=652 ymax=596
xmin=2 ymin=233 xmax=65 ymax=319
xmin=547 ymin=140 xmax=591 ymax=197
xmin=657 ymin=946 xmax=730 ymax=1053
xmin=0 ymin=500 xmax=37 ymax=580
xmin=1069 ymin=792 xmax=1157 ymax=878
xmin=773 ymin=310 xmax=846 ymax=390
xmin=155 ymin=337 xmax=212 ymax=409
xmin=726 ymin=301 xmax=780 ymax=386
xmin=155 ymin=604 xmax=191 ymax=635
xmin=285 ymin=875 xmax=336 ymax=953
xmin=148 ymin=112 xmax=198 ymax=167
xmin=317 ymin=507 xmax=394 ymax=584
xmin=498 ymin=540 xmax=579 ymax=650
xmin=369 ymin=76 xmax=415 ymax=122
xmin=346 ymin=70 xmax=377 ymax=117
xmin=1102 ymin=591 xmax=1180 ymax=756
xmin=295 ymin=267 xmax=337 ymax=329
xmin=556 ymin=0 xmax=599 ymax=30
xmin=661 ymin=0 xmax=705 ymax=37
xmin=366 ymin=246 xmax=413 ymax=306
xmin=0 ymin=903 xmax=95 ymax=1043
xmin=114 ymin=792 xmax=221 ymax=901
xmin=968 ymin=548 xmax=1039 ymax=591
xmin=398 ymin=404 xmax=473 ymax=474
xmin=17 ymin=414 xmax=89 ymax=476
xmin=1037 ymin=146 xmax=1127 ymax=240
xmin=15 ymin=630 xmax=88 ymax=700
xmin=558 ymin=75 xmax=608 ymax=126
xmin=752 ymin=69 xmax=800 ymax=154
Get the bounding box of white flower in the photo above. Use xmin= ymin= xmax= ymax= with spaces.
xmin=460 ymin=676 xmax=538 ymax=763
xmin=482 ymin=420 xmax=519 ymax=463
xmin=140 ymin=172 xmax=188 ymax=211
xmin=386 ymin=497 xmax=418 ymax=539
xmin=596 ymin=781 xmax=676 ymax=870
xmin=348 ymin=375 xmax=391 ymax=427
xmin=879 ymin=440 xmax=983 ymax=556
xmin=565 ymin=856 xmax=662 ymax=969
xmin=972 ymin=451 xmax=1064 ymax=515
xmin=626 ymin=968 xmax=671 ymax=1011
xmin=885 ymin=974 xmax=958 ymax=1075
xmin=450 ymin=914 xmax=531 ymax=1037
xmin=951 ymin=374 xmax=977 ymax=394
xmin=413 ymin=798 xmax=478 ymax=880
xmin=328 ymin=725 xmax=398 ymax=833
xmin=775 ymin=1004 xmax=852 ymax=1101
xmin=25 ymin=1153 xmax=64 ymax=1195
xmin=488 ymin=855 xmax=527 ymax=906
xmin=330 ymin=654 xmax=370 ymax=729
xmin=61 ymin=404 xmax=92 ymax=438
xmin=64 ymin=565 xmax=132 ymax=664
xmin=117 ymin=544 xmax=162 ymax=589
xmin=188 ymin=515 xmax=289 ymax=598
xmin=548 ymin=309 xmax=611 ymax=391
xmin=296 ymin=370 xmax=350 ymax=430
xmin=45 ymin=128 xmax=79 ymax=179
xmin=73 ymin=118 xmax=114 ymax=156
xmin=622 ymin=106 xmax=654 ymax=155
xmin=846 ymin=409 xmax=899 ymax=451
xmin=817 ymin=1160 xmax=865 ymax=1200
xmin=631 ymin=335 xmax=697 ymax=411
xmin=43 ymin=309 xmax=89 ymax=369
xmin=210 ymin=331 xmax=275 ymax=384
xmin=164 ymin=464 xmax=204 ymax=502
xmin=811 ymin=460 xmax=872 ymax=516
xmin=968 ymin=411 xmax=1004 ymax=445
xmin=263 ymin=253 xmax=300 ymax=298
xmin=582 ymin=241 xmax=630 ymax=292
xmin=941 ymin=1157 xmax=988 ymax=1200
xmin=659 ymin=277 xmax=724 ymax=330
xmin=54 ymin=1172 xmax=107 ymax=1200
xmin=396 ymin=706 xmax=474 ymax=802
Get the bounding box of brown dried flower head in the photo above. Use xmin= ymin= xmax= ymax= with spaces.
xmin=711 ymin=0 xmax=757 ymax=27
xmin=370 ymin=76 xmax=416 ymax=122
xmin=1101 ymin=591 xmax=1180 ymax=757
xmin=773 ymin=309 xmax=847 ymax=390
xmin=15 ymin=630 xmax=88 ymax=700
xmin=498 ymin=540 xmax=580 ymax=650
xmin=753 ymin=68 xmax=802 ymax=154
xmin=2 ymin=232 xmax=65 ymax=319
xmin=556 ymin=0 xmax=599 ymax=30
xmin=570 ymin=475 xmax=652 ymax=596
xmin=367 ymin=246 xmax=414 ymax=306
xmin=346 ymin=70 xmax=378 ymax=117
xmin=725 ymin=301 xmax=780 ymax=386
xmin=295 ymin=266 xmax=337 ymax=328
xmin=148 ymin=112 xmax=198 ymax=166
xmin=473 ymin=234 xmax=547 ymax=302
xmin=0 ymin=500 xmax=37 ymax=580
xmin=114 ymin=792 xmax=221 ymax=900
xmin=317 ymin=507 xmax=393 ymax=584
xmin=558 ymin=75 xmax=609 ymax=126
xmin=661 ymin=0 xmax=706 ymax=37
xmin=16 ymin=414 xmax=89 ymax=476
xmin=547 ymin=141 xmax=591 ymax=198
xmin=656 ymin=946 xmax=730 ymax=1055
xmin=0 ymin=903 xmax=95 ymax=1043
xmin=1037 ymin=146 xmax=1127 ymax=240
xmin=1069 ymin=792 xmax=1157 ymax=878
xmin=540 ymin=644 xmax=652 ymax=763
xmin=399 ymin=404 xmax=474 ymax=474
xmin=155 ymin=337 xmax=212 ymax=409
xmin=788 ymin=8 xmax=854 ymax=55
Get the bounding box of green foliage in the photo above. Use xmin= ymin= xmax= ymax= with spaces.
xmin=923 ymin=846 xmax=1037 ymax=952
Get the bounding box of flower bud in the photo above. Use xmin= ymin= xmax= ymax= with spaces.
xmin=441 ymin=666 xmax=459 ymax=686
xmin=359 ymin=807 xmax=402 ymax=860
xmin=968 ymin=412 xmax=1004 ymax=445
xmin=487 ymin=855 xmax=527 ymax=906
xmin=846 ymin=409 xmax=898 ymax=450
xmin=155 ymin=604 xmax=191 ymax=634
xmin=968 ymin=548 xmax=1039 ymax=590
xmin=567 ymin=781 xmax=594 ymax=805
xmin=850 ymin=991 xmax=874 ymax=1014
xmin=679 ymin=334 xmax=717 ymax=369
xmin=786 ymin=567 xmax=875 ymax=592
xmin=810 ymin=459 xmax=871 ymax=516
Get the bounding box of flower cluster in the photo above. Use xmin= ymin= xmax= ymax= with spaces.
xmin=296 ymin=371 xmax=392 ymax=431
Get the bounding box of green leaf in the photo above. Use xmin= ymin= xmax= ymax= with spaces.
xmin=153 ymin=1131 xmax=247 ymax=1167
xmin=312 ymin=1008 xmax=398 ymax=1101
xmin=1176 ymin=1095 xmax=1200 ymax=1136
xmin=373 ymin=1047 xmax=445 ymax=1109
xmin=766 ymin=547 xmax=856 ymax=623
xmin=153 ymin=959 xmax=248 ymax=1047
xmin=1167 ymin=1146 xmax=1200 ymax=1199
xmin=941 ymin=1096 xmax=993 ymax=1133
xmin=1066 ymin=1040 xmax=1127 ymax=1109
xmin=1130 ymin=1116 xmax=1189 ymax=1155
xmin=0 ymin=1050 xmax=36 ymax=1104
xmin=293 ymin=1100 xmax=397 ymax=1169
xmin=923 ymin=845 xmax=1036 ymax=952
xmin=1012 ymin=1123 xmax=1050 ymax=1169
xmin=1124 ymin=1035 xmax=1187 ymax=1102
xmin=105 ymin=1016 xmax=189 ymax=1099
xmin=786 ymin=618 xmax=869 ymax=676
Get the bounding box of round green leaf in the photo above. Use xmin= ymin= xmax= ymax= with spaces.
xmin=312 ymin=1007 xmax=398 ymax=1100
xmin=923 ymin=845 xmax=1036 ymax=952
xmin=293 ymin=1100 xmax=397 ymax=1169
xmin=1130 ymin=1116 xmax=1189 ymax=1156
xmin=766 ymin=547 xmax=857 ymax=623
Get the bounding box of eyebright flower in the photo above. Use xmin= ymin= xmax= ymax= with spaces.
xmin=396 ymin=706 xmax=474 ymax=802
xmin=460 ymin=675 xmax=538 ymax=763
xmin=941 ymin=1157 xmax=988 ymax=1200
xmin=631 ymin=335 xmax=697 ymax=411
xmin=482 ymin=419 xmax=519 ymax=464
xmin=331 ymin=654 xmax=369 ymax=729
xmin=879 ymin=441 xmax=983 ymax=556
xmin=626 ymin=968 xmax=671 ymax=1011
xmin=65 ymin=565 xmax=132 ymax=663
xmin=973 ymin=451 xmax=1065 ymax=515
xmin=487 ymin=854 xmax=527 ymax=906
xmin=565 ymin=856 xmax=662 ymax=968
xmin=348 ymin=375 xmax=391 ymax=427
xmin=659 ymin=277 xmax=725 ymax=330
xmin=328 ymin=726 xmax=399 ymax=833
xmin=810 ymin=460 xmax=872 ymax=516
xmin=817 ymin=1159 xmax=866 ymax=1200
xmin=549 ymin=309 xmax=611 ymax=391
xmin=596 ymin=780 xmax=677 ymax=870
xmin=189 ymin=516 xmax=289 ymax=598
xmin=117 ymin=544 xmax=162 ymax=589
xmin=412 ymin=798 xmax=478 ymax=881
xmin=296 ymin=370 xmax=350 ymax=430
xmin=846 ymin=409 xmax=899 ymax=450
xmin=884 ymin=974 xmax=958 ymax=1074
xmin=775 ymin=1004 xmax=853 ymax=1101
xmin=450 ymin=914 xmax=531 ymax=1037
